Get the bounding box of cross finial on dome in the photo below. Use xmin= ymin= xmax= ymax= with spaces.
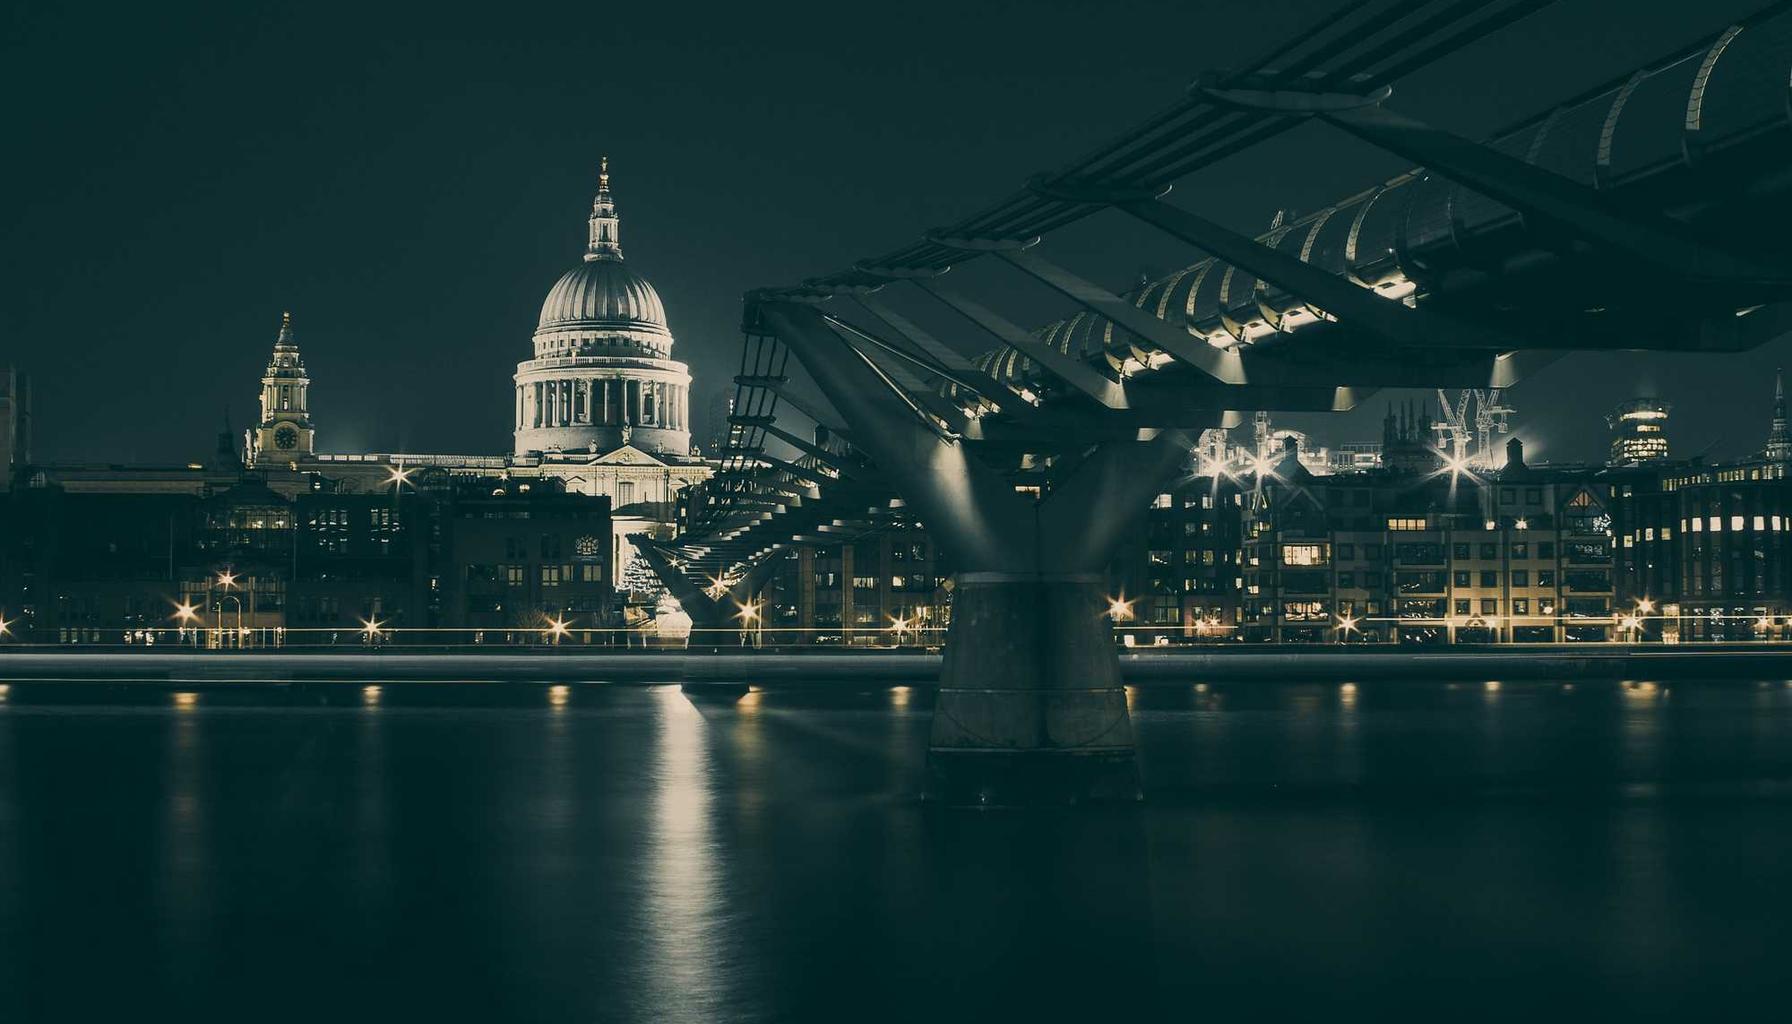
xmin=599 ymin=156 xmax=609 ymax=191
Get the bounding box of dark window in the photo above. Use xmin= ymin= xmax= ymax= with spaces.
xmin=1336 ymin=543 xmax=1355 ymax=560
xmin=1453 ymin=571 xmax=1470 ymax=587
xmin=1480 ymin=598 xmax=1498 ymax=615
xmin=1480 ymin=543 xmax=1498 ymax=560
xmin=1453 ymin=543 xmax=1470 ymax=559
xmin=1512 ymin=570 xmax=1529 ymax=587
xmin=1453 ymin=599 xmax=1471 ymax=615
xmin=1481 ymin=571 xmax=1499 ymax=588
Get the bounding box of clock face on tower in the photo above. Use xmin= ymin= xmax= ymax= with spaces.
xmin=274 ymin=425 xmax=299 ymax=450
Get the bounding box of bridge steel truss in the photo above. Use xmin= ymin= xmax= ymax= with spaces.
xmin=662 ymin=0 xmax=1792 ymax=803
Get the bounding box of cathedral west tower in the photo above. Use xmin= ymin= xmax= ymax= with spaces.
xmin=251 ymin=311 xmax=314 ymax=462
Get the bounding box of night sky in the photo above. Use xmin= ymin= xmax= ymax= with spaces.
xmin=4 ymin=0 xmax=1783 ymax=468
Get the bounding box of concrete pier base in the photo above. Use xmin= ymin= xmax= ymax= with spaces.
xmin=926 ymin=575 xmax=1139 ymax=806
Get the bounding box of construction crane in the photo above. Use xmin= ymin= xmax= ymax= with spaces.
xmin=1433 ymin=389 xmax=1514 ymax=470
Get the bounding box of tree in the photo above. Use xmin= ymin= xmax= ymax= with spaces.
xmin=618 ymin=551 xmax=667 ymax=600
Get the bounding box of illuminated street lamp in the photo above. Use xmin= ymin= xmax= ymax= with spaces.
xmin=1336 ymin=613 xmax=1359 ymax=640
xmin=545 ymin=617 xmax=570 ymax=644
xmin=361 ymin=617 xmax=384 ymax=644
xmin=386 ymin=465 xmax=412 ymax=490
xmin=889 ymin=615 xmax=911 ymax=647
xmin=0 ymin=613 xmax=11 ymax=638
xmin=737 ymin=600 xmax=761 ymax=648
xmin=213 ymin=572 xmax=245 ymax=647
xmin=1636 ymin=597 xmax=1656 ymax=615
xmin=1108 ymin=597 xmax=1133 ymax=621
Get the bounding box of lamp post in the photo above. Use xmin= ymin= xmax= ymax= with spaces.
xmin=1108 ymin=595 xmax=1133 ymax=647
xmin=738 ymin=601 xmax=760 ymax=648
xmin=173 ymin=601 xmax=199 ymax=646
xmin=217 ymin=571 xmax=243 ymax=648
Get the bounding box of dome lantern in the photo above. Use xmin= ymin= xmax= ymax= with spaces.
xmin=587 ymin=156 xmax=622 ymax=262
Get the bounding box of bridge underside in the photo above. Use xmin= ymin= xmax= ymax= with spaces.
xmin=660 ymin=0 xmax=1792 ymax=804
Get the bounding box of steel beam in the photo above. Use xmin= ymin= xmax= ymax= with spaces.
xmin=1322 ymin=104 xmax=1792 ymax=291
xmin=990 ymin=246 xmax=1249 ymax=384
xmin=908 ymin=278 xmax=1132 ymax=408
xmin=1112 ymin=196 xmax=1539 ymax=351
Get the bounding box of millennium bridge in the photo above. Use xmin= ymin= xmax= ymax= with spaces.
xmin=643 ymin=0 xmax=1792 ymax=803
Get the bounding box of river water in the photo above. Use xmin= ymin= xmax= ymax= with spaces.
xmin=1 ymin=678 xmax=1789 ymax=1021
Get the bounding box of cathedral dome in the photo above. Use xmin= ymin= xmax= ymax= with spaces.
xmin=533 ymin=156 xmax=669 ymax=336
xmin=538 ymin=259 xmax=667 ymax=331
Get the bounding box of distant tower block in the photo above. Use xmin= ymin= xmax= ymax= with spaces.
xmin=1607 ymin=398 xmax=1671 ymax=466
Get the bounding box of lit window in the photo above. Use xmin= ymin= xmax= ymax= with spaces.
xmin=1755 ymin=516 xmax=1766 ymax=531
xmin=1282 ymin=544 xmax=1328 ymax=566
xmin=1691 ymin=518 xmax=1702 ymax=533
xmin=1709 ymin=516 xmax=1721 ymax=532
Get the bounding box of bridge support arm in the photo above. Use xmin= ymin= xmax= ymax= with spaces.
xmin=757 ymin=299 xmax=1216 ymax=804
xmin=1323 ymin=104 xmax=1792 ymax=290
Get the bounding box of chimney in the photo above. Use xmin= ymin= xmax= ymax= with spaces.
xmin=1506 ymin=437 xmax=1526 ymax=471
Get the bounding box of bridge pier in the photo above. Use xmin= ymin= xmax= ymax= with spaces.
xmin=758 ymin=300 xmax=1193 ymax=805
xmin=929 ymin=574 xmax=1137 ymax=804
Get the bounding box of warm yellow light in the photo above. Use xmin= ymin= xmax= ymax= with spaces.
xmin=1108 ymin=597 xmax=1133 ymax=621
xmin=362 ymin=685 xmax=382 ymax=705
xmin=173 ymin=692 xmax=199 ymax=709
xmin=0 ymin=615 xmax=10 ymax=636
xmin=738 ymin=602 xmax=759 ymax=622
xmin=387 ymin=466 xmax=412 ymax=488
xmin=546 ymin=617 xmax=570 ymax=637
xmin=1636 ymin=597 xmax=1655 ymax=614
xmin=1514 ymin=518 xmax=1529 ymax=530
xmin=1337 ymin=614 xmax=1359 ymax=634
xmin=548 ymin=684 xmax=571 ymax=707
xmin=361 ymin=617 xmax=384 ymax=637
xmin=1757 ymin=616 xmax=1773 ymax=631
xmin=173 ymin=601 xmax=199 ymax=622
xmin=216 ymin=570 xmax=237 ymax=588
xmin=1620 ymin=615 xmax=1642 ymax=631
xmin=889 ymin=616 xmax=909 ymax=633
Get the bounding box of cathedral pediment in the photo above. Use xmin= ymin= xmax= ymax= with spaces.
xmin=593 ymin=444 xmax=667 ymax=466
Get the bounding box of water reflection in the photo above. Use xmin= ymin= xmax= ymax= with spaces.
xmin=642 ymin=686 xmax=725 ymax=1017
xmin=3 ymin=679 xmax=1791 ymax=1017
xmin=157 ymin=687 xmax=212 ymax=992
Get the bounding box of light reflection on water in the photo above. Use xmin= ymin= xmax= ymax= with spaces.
xmin=0 ymin=678 xmax=1788 ymax=1018
xmin=643 ymin=686 xmax=725 ymax=1018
